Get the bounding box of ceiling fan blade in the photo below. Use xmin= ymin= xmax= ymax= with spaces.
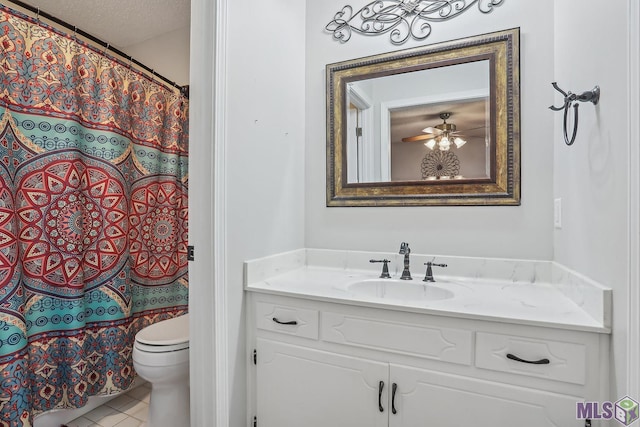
xmin=421 ymin=126 xmax=442 ymax=134
xmin=402 ymin=134 xmax=436 ymax=143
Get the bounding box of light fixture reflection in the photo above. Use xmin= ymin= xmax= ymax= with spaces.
xmin=454 ymin=137 xmax=467 ymax=148
xmin=423 ymin=134 xmax=467 ymax=151
xmin=438 ymin=136 xmax=451 ymax=151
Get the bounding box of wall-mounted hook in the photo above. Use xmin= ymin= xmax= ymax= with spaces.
xmin=549 ymin=82 xmax=600 ymax=146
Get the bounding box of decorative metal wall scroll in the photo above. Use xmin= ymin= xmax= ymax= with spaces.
xmin=421 ymin=151 xmax=460 ymax=179
xmin=326 ymin=0 xmax=505 ymax=45
xmin=549 ymin=82 xmax=600 ymax=146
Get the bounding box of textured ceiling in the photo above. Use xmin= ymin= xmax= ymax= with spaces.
xmin=13 ymin=0 xmax=190 ymax=48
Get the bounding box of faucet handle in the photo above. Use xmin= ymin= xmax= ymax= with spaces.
xmin=370 ymin=259 xmax=391 ymax=278
xmin=423 ymin=260 xmax=447 ymax=282
xmin=426 ymin=262 xmax=447 ymax=268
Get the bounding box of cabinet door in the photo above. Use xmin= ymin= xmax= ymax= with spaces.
xmin=256 ymin=338 xmax=389 ymax=427
xmin=389 ymin=364 xmax=586 ymax=427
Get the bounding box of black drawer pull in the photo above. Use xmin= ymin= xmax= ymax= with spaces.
xmin=506 ymin=353 xmax=550 ymax=365
xmin=391 ymin=383 xmax=398 ymax=414
xmin=272 ymin=317 xmax=297 ymax=325
xmin=378 ymin=381 xmax=384 ymax=412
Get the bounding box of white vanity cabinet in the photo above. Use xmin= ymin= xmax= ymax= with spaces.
xmin=388 ymin=364 xmax=587 ymax=427
xmin=256 ymin=339 xmax=388 ymax=427
xmin=247 ymin=293 xmax=609 ymax=427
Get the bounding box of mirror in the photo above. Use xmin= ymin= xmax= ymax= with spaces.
xmin=326 ymin=28 xmax=520 ymax=206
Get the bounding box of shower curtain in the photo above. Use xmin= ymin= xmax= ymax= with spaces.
xmin=0 ymin=5 xmax=189 ymax=426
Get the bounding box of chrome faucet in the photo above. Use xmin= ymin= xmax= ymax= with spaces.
xmin=399 ymin=242 xmax=412 ymax=280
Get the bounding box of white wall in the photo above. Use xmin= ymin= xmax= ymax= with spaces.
xmin=553 ymin=0 xmax=630 ymax=400
xmin=124 ymin=26 xmax=191 ymax=86
xmin=225 ymin=0 xmax=306 ymax=425
xmin=305 ymin=0 xmax=555 ymax=260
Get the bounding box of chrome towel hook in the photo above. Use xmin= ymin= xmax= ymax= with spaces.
xmin=549 ymin=82 xmax=600 ymax=146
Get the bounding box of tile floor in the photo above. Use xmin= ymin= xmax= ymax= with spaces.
xmin=65 ymin=383 xmax=151 ymax=427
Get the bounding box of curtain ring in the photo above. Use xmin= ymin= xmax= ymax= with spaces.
xmin=103 ymin=43 xmax=110 ymax=55
xmin=73 ymin=26 xmax=77 ymax=40
xmin=128 ymin=56 xmax=133 ymax=69
xmin=36 ymin=7 xmax=40 ymax=22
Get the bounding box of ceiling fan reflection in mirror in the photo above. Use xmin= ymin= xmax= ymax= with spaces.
xmin=401 ymin=112 xmax=468 ymax=151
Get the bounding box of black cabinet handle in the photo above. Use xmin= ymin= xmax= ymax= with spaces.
xmin=378 ymin=381 xmax=384 ymax=412
xmin=506 ymin=353 xmax=550 ymax=365
xmin=272 ymin=317 xmax=297 ymax=325
xmin=391 ymin=383 xmax=398 ymax=414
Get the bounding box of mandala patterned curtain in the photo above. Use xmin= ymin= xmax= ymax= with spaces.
xmin=0 ymin=6 xmax=189 ymax=426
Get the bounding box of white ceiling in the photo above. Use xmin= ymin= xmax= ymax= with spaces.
xmin=14 ymin=0 xmax=190 ymax=48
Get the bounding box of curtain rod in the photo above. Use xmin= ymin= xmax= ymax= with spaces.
xmin=2 ymin=0 xmax=189 ymax=98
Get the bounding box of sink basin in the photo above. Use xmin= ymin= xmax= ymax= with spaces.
xmin=347 ymin=279 xmax=454 ymax=302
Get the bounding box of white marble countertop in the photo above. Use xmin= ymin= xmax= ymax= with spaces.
xmin=244 ymin=249 xmax=612 ymax=334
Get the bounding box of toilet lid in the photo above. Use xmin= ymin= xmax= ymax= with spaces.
xmin=136 ymin=314 xmax=189 ymax=349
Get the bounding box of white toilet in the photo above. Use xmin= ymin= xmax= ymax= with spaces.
xmin=132 ymin=313 xmax=190 ymax=427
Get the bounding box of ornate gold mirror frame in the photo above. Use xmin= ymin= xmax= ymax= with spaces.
xmin=326 ymin=28 xmax=520 ymax=206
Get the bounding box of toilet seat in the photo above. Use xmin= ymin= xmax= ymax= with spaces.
xmin=134 ymin=340 xmax=189 ymax=353
xmin=134 ymin=314 xmax=189 ymax=353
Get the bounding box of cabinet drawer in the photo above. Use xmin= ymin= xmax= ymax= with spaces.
xmin=255 ymin=302 xmax=319 ymax=340
xmin=475 ymin=332 xmax=587 ymax=385
xmin=321 ymin=312 xmax=473 ymax=365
